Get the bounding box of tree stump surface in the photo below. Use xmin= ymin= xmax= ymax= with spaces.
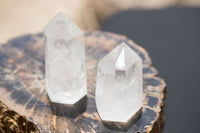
xmin=0 ymin=31 xmax=166 ymax=133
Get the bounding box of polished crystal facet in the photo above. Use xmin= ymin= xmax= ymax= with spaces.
xmin=44 ymin=12 xmax=87 ymax=104
xmin=96 ymin=42 xmax=143 ymax=122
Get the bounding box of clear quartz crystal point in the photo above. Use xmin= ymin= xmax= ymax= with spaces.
xmin=96 ymin=42 xmax=143 ymax=122
xmin=44 ymin=12 xmax=87 ymax=104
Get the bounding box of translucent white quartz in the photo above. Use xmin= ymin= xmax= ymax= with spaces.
xmin=44 ymin=12 xmax=87 ymax=104
xmin=96 ymin=42 xmax=143 ymax=122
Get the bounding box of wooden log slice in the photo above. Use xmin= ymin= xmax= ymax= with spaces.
xmin=0 ymin=31 xmax=166 ymax=133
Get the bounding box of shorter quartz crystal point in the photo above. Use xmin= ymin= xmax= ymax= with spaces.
xmin=44 ymin=12 xmax=87 ymax=105
xmin=96 ymin=42 xmax=143 ymax=122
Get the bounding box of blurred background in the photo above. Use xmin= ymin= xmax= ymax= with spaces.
xmin=1 ymin=0 xmax=200 ymax=132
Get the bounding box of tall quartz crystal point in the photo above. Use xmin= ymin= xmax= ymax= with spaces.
xmin=96 ymin=42 xmax=143 ymax=122
xmin=44 ymin=12 xmax=87 ymax=104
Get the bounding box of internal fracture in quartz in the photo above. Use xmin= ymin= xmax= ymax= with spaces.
xmin=96 ymin=42 xmax=143 ymax=122
xmin=44 ymin=12 xmax=87 ymax=104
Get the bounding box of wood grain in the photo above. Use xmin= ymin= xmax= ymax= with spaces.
xmin=0 ymin=31 xmax=166 ymax=133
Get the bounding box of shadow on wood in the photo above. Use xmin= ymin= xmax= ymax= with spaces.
xmin=102 ymin=108 xmax=142 ymax=132
xmin=49 ymin=96 xmax=87 ymax=118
